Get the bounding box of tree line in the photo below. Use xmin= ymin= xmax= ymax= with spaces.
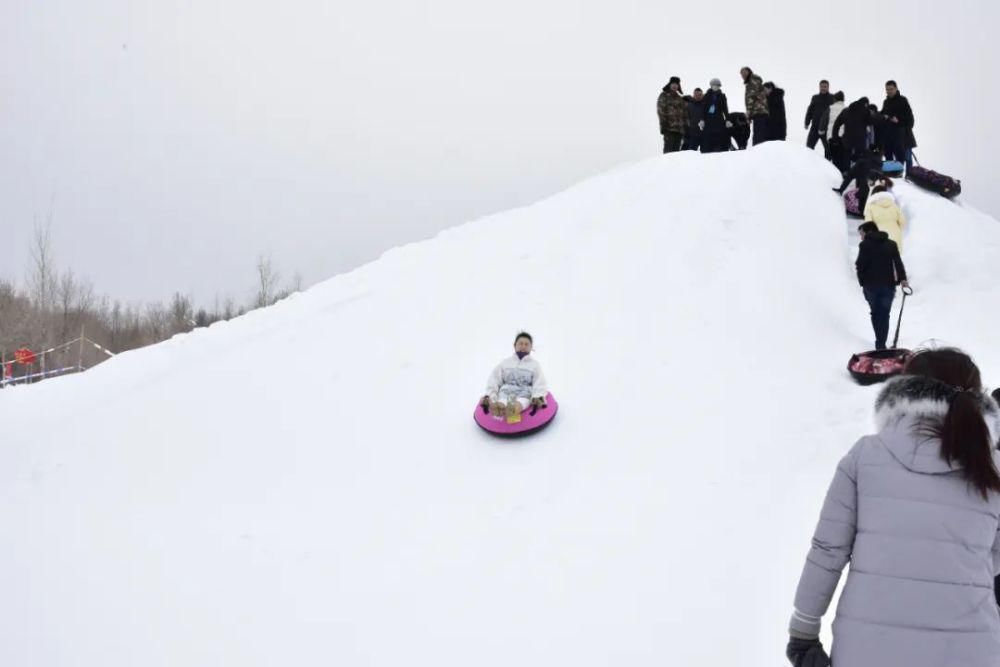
xmin=0 ymin=224 xmax=300 ymax=382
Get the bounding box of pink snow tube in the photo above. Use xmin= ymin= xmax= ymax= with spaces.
xmin=474 ymin=393 xmax=559 ymax=438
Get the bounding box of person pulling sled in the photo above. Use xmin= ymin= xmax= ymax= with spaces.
xmin=856 ymin=222 xmax=909 ymax=351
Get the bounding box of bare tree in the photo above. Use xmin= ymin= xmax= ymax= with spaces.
xmin=222 ymin=296 xmax=236 ymax=321
xmin=28 ymin=221 xmax=57 ymax=314
xmin=144 ymin=302 xmax=169 ymax=342
xmin=255 ymin=255 xmax=281 ymax=308
xmin=57 ymin=268 xmax=79 ymax=341
xmin=168 ymin=292 xmax=195 ymax=334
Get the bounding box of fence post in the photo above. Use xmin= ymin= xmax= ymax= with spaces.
xmin=79 ymin=326 xmax=86 ymax=372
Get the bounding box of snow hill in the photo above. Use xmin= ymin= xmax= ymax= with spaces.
xmin=3 ymin=143 xmax=1000 ymax=666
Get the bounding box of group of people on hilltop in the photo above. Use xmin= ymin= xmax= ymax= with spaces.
xmin=660 ymin=74 xmax=917 ymax=173
xmin=656 ymin=66 xmax=786 ymax=154
xmin=804 ymin=79 xmax=917 ymax=174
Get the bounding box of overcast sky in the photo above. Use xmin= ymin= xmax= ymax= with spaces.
xmin=2 ymin=1 xmax=997 ymax=305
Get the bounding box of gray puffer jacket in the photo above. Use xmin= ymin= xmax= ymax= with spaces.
xmin=790 ymin=375 xmax=1000 ymax=667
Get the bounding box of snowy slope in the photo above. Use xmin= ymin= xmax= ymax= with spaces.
xmin=3 ymin=143 xmax=1000 ymax=666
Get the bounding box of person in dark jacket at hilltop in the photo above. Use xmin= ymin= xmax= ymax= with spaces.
xmin=728 ymin=112 xmax=751 ymax=150
xmin=683 ymin=88 xmax=706 ymax=152
xmin=657 ymin=76 xmax=687 ymax=153
xmin=740 ymin=66 xmax=769 ymax=146
xmin=856 ymin=221 xmax=909 ymax=350
xmin=834 ymin=148 xmax=884 ymax=212
xmin=881 ymin=80 xmax=916 ymax=171
xmin=867 ymin=103 xmax=882 ymax=152
xmin=805 ymin=80 xmax=833 ymax=152
xmin=699 ymin=78 xmax=732 ymax=153
xmin=832 ymin=97 xmax=874 ymax=167
xmin=764 ymin=82 xmax=787 ymax=141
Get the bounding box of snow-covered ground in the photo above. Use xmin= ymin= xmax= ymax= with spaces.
xmin=2 ymin=143 xmax=999 ymax=666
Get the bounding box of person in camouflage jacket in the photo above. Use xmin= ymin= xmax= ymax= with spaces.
xmin=657 ymin=76 xmax=688 ymax=153
xmin=740 ymin=67 xmax=770 ymax=146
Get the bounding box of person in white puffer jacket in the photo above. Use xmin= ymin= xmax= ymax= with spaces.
xmin=481 ymin=332 xmax=549 ymax=418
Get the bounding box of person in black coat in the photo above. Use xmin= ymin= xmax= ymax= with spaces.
xmin=832 ymin=97 xmax=873 ymax=165
xmin=856 ymin=221 xmax=909 ymax=350
xmin=880 ymin=80 xmax=916 ymax=170
xmin=764 ymin=82 xmax=787 ymax=141
xmin=683 ymin=88 xmax=706 ymax=152
xmin=805 ymin=80 xmax=834 ymax=152
xmin=834 ymin=148 xmax=883 ymax=211
xmin=700 ymin=78 xmax=732 ymax=153
xmin=867 ymin=103 xmax=883 ymax=152
xmin=728 ymin=112 xmax=751 ymax=150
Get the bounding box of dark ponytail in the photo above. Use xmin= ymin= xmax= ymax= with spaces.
xmin=906 ymin=348 xmax=1000 ymax=499
xmin=940 ymin=391 xmax=1000 ymax=499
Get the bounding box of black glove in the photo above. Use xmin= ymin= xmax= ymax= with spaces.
xmin=786 ymin=637 xmax=830 ymax=667
xmin=480 ymin=396 xmax=491 ymax=413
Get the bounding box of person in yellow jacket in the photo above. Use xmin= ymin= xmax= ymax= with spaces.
xmin=863 ymin=185 xmax=906 ymax=251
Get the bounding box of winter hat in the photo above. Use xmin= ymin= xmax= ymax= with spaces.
xmin=710 ymin=77 xmax=722 ymax=87
xmin=664 ymin=76 xmax=682 ymax=93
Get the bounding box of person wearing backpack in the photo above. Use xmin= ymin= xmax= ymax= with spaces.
xmin=657 ymin=77 xmax=688 ymax=153
xmin=764 ymin=82 xmax=787 ymax=141
xmin=699 ymin=78 xmax=733 ymax=153
xmin=786 ymin=347 xmax=1000 ymax=667
xmin=805 ymin=80 xmax=834 ymax=153
xmin=881 ymin=80 xmax=916 ymax=172
xmin=865 ymin=184 xmax=907 ymax=252
xmin=740 ymin=66 xmax=770 ymax=145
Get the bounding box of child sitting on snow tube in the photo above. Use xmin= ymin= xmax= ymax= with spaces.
xmin=481 ymin=332 xmax=549 ymax=419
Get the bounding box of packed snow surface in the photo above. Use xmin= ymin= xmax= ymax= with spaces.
xmin=3 ymin=143 xmax=1000 ymax=665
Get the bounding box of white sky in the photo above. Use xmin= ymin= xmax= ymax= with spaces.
xmin=2 ymin=0 xmax=996 ymax=304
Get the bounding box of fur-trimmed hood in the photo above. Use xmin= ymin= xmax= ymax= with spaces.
xmin=866 ymin=191 xmax=897 ymax=208
xmin=874 ymin=375 xmax=1000 ymax=473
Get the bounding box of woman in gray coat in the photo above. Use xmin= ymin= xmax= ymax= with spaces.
xmin=787 ymin=348 xmax=1000 ymax=667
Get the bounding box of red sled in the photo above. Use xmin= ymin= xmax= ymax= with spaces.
xmin=848 ymin=348 xmax=912 ymax=385
xmin=847 ymin=286 xmax=914 ymax=385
